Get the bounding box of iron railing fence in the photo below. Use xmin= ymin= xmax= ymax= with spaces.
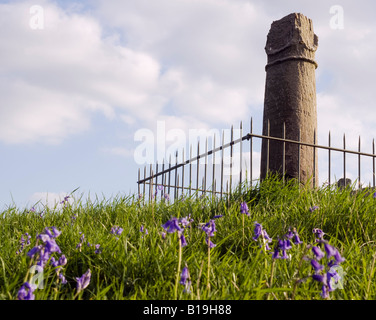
xmin=137 ymin=117 xmax=376 ymax=203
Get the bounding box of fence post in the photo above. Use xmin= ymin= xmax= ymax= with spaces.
xmin=260 ymin=13 xmax=318 ymax=187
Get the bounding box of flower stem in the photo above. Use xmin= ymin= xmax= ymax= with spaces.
xmin=207 ymin=244 xmax=211 ymax=291
xmin=174 ymin=234 xmax=182 ymax=300
xmin=242 ymin=214 xmax=245 ymax=247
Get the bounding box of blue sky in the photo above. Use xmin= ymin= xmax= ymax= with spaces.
xmin=1 ymin=0 xmax=376 ymax=210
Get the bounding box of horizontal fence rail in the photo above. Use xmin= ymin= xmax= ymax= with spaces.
xmin=137 ymin=117 xmax=376 ymax=203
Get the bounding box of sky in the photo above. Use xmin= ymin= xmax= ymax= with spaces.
xmin=1 ymin=0 xmax=376 ymax=211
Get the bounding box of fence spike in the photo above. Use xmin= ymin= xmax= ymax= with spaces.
xmin=250 ymin=117 xmax=253 ymax=185
xmin=239 ymin=121 xmax=243 ymax=190
xmin=220 ymin=129 xmax=224 ymax=200
xmin=189 ymin=144 xmax=192 ymax=197
xmin=212 ymin=133 xmax=216 ymax=197
xmin=138 ymin=168 xmax=140 ymax=197
xmin=204 ymin=136 xmax=208 ymax=196
xmin=343 ymin=133 xmax=346 ymax=185
xmin=197 ymin=140 xmax=200 ymax=199
xmin=358 ymin=135 xmax=361 ymax=189
xmin=328 ymin=131 xmax=331 ymax=186
xmin=168 ymin=154 xmax=172 ymax=196
xmin=182 ymin=148 xmax=185 ymax=199
xmin=230 ymin=124 xmax=233 ymax=196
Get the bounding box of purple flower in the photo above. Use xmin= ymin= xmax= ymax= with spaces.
xmin=61 ymin=195 xmax=70 ymax=204
xmin=334 ymin=250 xmax=345 ymax=264
xmin=253 ymin=222 xmax=272 ymax=250
xmin=17 ymin=282 xmax=36 ymax=300
xmin=158 ymin=185 xmax=163 ymax=191
xmin=76 ymin=269 xmax=91 ymax=293
xmin=58 ymin=255 xmax=67 ymax=267
xmin=27 ymin=245 xmax=42 ymax=258
xmin=180 ymin=266 xmax=189 ymax=285
xmin=324 ymin=243 xmax=337 ymax=259
xmin=206 ymin=237 xmax=216 ymax=248
xmin=45 ymin=239 xmax=61 ymax=254
xmin=202 ymin=220 xmax=216 ymax=237
xmin=140 ymin=225 xmax=148 ymax=235
xmin=312 ymin=246 xmax=325 ymax=260
xmin=59 ymin=273 xmax=67 ymax=284
xmin=16 ymin=233 xmax=31 ymax=254
xmin=285 ymin=229 xmax=294 ymax=239
xmin=272 ymin=239 xmax=291 ymax=259
xmin=180 ymin=233 xmax=188 ymax=247
xmin=293 ymin=233 xmax=303 ymax=245
xmin=110 ymin=226 xmax=123 ymax=236
xmin=94 ymin=244 xmax=101 ymax=254
xmin=309 ymin=206 xmax=319 ymax=212
xmin=179 ymin=215 xmax=194 ymax=228
xmin=213 ymin=215 xmax=223 ymax=219
xmin=162 ymin=217 xmax=183 ymax=234
xmin=313 ymin=228 xmax=325 ymax=240
xmin=240 ymin=202 xmax=250 ymax=216
xmin=311 ymin=259 xmax=324 ymax=272
xmin=252 ymin=222 xmax=262 ymax=241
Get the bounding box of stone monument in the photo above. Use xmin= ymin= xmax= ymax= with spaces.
xmin=260 ymin=13 xmax=318 ymax=187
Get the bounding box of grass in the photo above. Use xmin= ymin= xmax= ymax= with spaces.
xmin=1 ymin=176 xmax=376 ymax=300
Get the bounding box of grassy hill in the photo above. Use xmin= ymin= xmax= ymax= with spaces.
xmin=1 ymin=176 xmax=376 ymax=300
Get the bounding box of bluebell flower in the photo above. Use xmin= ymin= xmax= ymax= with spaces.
xmin=179 ymin=215 xmax=194 ymax=228
xmin=58 ymin=254 xmax=67 ymax=267
xmin=17 ymin=282 xmax=36 ymax=300
xmin=94 ymin=244 xmax=101 ymax=254
xmin=309 ymin=229 xmax=345 ymax=299
xmin=206 ymin=237 xmax=216 ymax=248
xmin=162 ymin=217 xmax=183 ymax=234
xmin=180 ymin=266 xmax=189 ymax=285
xmin=240 ymin=202 xmax=250 ymax=216
xmin=59 ymin=273 xmax=67 ymax=284
xmin=312 ymin=246 xmax=325 ymax=260
xmin=16 ymin=233 xmax=31 ymax=255
xmin=140 ymin=225 xmax=149 ymax=235
xmin=272 ymin=238 xmax=292 ymax=259
xmin=180 ymin=233 xmax=188 ymax=247
xmin=311 ymin=259 xmax=324 ymax=272
xmin=201 ymin=219 xmax=217 ymax=248
xmin=252 ymin=222 xmax=262 ymax=241
xmin=76 ymin=269 xmax=91 ymax=293
xmin=313 ymin=228 xmax=325 ymax=240
xmin=253 ymin=222 xmax=272 ymax=250
xmin=293 ymin=232 xmax=303 ymax=245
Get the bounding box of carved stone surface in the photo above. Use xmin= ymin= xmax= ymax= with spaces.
xmin=260 ymin=13 xmax=318 ymax=187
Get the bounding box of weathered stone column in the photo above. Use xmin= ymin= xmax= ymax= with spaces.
xmin=260 ymin=13 xmax=318 ymax=187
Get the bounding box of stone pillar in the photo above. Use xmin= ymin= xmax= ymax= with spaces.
xmin=260 ymin=13 xmax=318 ymax=187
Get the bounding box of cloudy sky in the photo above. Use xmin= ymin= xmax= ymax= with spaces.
xmin=1 ymin=0 xmax=376 ymax=210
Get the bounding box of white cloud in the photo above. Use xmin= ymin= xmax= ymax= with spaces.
xmin=0 ymin=1 xmax=167 ymax=144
